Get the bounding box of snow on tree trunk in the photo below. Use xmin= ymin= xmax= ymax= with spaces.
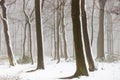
xmin=0 ymin=0 xmax=17 ymax=66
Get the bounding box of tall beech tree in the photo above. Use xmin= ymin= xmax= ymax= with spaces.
xmin=91 ymin=0 xmax=95 ymax=45
xmin=97 ymin=0 xmax=107 ymax=60
xmin=0 ymin=0 xmax=15 ymax=66
xmin=71 ymin=0 xmax=88 ymax=77
xmin=22 ymin=0 xmax=34 ymax=64
xmin=35 ymin=0 xmax=44 ymax=69
xmin=61 ymin=0 xmax=68 ymax=60
xmin=81 ymin=0 xmax=95 ymax=71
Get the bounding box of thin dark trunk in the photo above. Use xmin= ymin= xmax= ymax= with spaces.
xmin=0 ymin=27 xmax=1 ymax=52
xmin=51 ymin=28 xmax=53 ymax=58
xmin=14 ymin=26 xmax=17 ymax=54
xmin=21 ymin=24 xmax=23 ymax=58
xmin=56 ymin=0 xmax=60 ymax=63
xmin=28 ymin=23 xmax=33 ymax=64
xmin=61 ymin=0 xmax=68 ymax=60
xmin=60 ymin=36 xmax=63 ymax=58
xmin=53 ymin=0 xmax=57 ymax=60
xmin=23 ymin=24 xmax=27 ymax=59
xmin=22 ymin=0 xmax=27 ymax=59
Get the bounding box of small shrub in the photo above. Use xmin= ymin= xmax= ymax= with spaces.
xmin=17 ymin=56 xmax=31 ymax=64
xmin=106 ymin=54 xmax=120 ymax=62
xmin=106 ymin=54 xmax=114 ymax=62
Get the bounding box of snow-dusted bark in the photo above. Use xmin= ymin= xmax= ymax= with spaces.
xmin=0 ymin=0 xmax=17 ymax=66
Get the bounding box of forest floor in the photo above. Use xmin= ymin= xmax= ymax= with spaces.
xmin=0 ymin=57 xmax=120 ymax=80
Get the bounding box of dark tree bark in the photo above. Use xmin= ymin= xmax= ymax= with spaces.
xmin=97 ymin=0 xmax=106 ymax=60
xmin=35 ymin=0 xmax=44 ymax=69
xmin=0 ymin=0 xmax=14 ymax=66
xmin=72 ymin=0 xmax=88 ymax=77
xmin=81 ymin=0 xmax=95 ymax=71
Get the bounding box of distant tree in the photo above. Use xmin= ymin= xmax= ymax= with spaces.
xmin=106 ymin=0 xmax=114 ymax=61
xmin=53 ymin=0 xmax=57 ymax=60
xmin=22 ymin=21 xmax=27 ymax=59
xmin=0 ymin=27 xmax=1 ymax=51
xmin=56 ymin=0 xmax=61 ymax=63
xmin=52 ymin=0 xmax=61 ymax=63
xmin=97 ymin=0 xmax=107 ymax=61
xmin=91 ymin=0 xmax=95 ymax=45
xmin=35 ymin=0 xmax=44 ymax=69
xmin=71 ymin=0 xmax=88 ymax=77
xmin=61 ymin=0 xmax=68 ymax=60
xmin=22 ymin=0 xmax=34 ymax=64
xmin=81 ymin=0 xmax=95 ymax=71
xmin=0 ymin=0 xmax=15 ymax=66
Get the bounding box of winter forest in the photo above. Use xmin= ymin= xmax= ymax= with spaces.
xmin=0 ymin=0 xmax=120 ymax=80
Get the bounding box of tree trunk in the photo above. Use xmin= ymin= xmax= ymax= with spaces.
xmin=97 ymin=0 xmax=106 ymax=60
xmin=60 ymin=35 xmax=63 ymax=58
xmin=54 ymin=29 xmax=57 ymax=60
xmin=106 ymin=0 xmax=114 ymax=55
xmin=81 ymin=0 xmax=95 ymax=71
xmin=0 ymin=27 xmax=1 ymax=52
xmin=61 ymin=0 xmax=68 ymax=60
xmin=56 ymin=0 xmax=60 ymax=63
xmin=22 ymin=0 xmax=27 ymax=59
xmin=28 ymin=23 xmax=33 ymax=64
xmin=91 ymin=0 xmax=95 ymax=46
xmin=72 ymin=0 xmax=88 ymax=77
xmin=51 ymin=28 xmax=53 ymax=58
xmin=106 ymin=11 xmax=113 ymax=61
xmin=0 ymin=0 xmax=14 ymax=66
xmin=22 ymin=24 xmax=27 ymax=59
xmin=35 ymin=0 xmax=44 ymax=69
xmin=23 ymin=0 xmax=33 ymax=64
xmin=53 ymin=0 xmax=57 ymax=60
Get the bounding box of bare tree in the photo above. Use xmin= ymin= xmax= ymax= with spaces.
xmin=56 ymin=0 xmax=61 ymax=63
xmin=35 ymin=0 xmax=44 ymax=69
xmin=97 ymin=0 xmax=107 ymax=61
xmin=81 ymin=0 xmax=95 ymax=71
xmin=106 ymin=0 xmax=114 ymax=61
xmin=71 ymin=0 xmax=88 ymax=77
xmin=0 ymin=26 xmax=1 ymax=52
xmin=91 ymin=0 xmax=95 ymax=45
xmin=61 ymin=0 xmax=68 ymax=60
xmin=0 ymin=0 xmax=15 ymax=66
xmin=22 ymin=0 xmax=34 ymax=64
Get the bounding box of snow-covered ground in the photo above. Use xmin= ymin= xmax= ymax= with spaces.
xmin=0 ymin=58 xmax=120 ymax=80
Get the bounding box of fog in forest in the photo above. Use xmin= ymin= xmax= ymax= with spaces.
xmin=0 ymin=0 xmax=120 ymax=80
